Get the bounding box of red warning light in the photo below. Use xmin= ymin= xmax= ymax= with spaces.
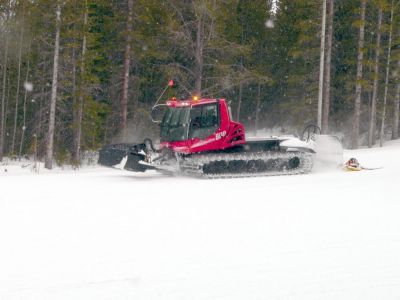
xmin=168 ymin=80 xmax=174 ymax=87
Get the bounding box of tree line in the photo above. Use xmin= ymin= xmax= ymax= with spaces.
xmin=0 ymin=0 xmax=399 ymax=168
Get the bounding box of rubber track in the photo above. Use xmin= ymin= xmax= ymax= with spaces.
xmin=179 ymin=151 xmax=315 ymax=179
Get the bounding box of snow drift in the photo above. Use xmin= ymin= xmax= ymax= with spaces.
xmin=0 ymin=140 xmax=400 ymax=299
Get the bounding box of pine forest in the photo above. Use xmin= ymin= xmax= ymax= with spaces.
xmin=1 ymin=0 xmax=400 ymax=168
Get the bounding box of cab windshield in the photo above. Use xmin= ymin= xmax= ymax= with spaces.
xmin=160 ymin=107 xmax=190 ymax=142
xmin=160 ymin=103 xmax=219 ymax=142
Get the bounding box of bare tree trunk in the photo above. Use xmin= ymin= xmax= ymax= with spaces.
xmin=351 ymin=0 xmax=366 ymax=149
xmin=11 ymin=24 xmax=24 ymax=155
xmin=317 ymin=0 xmax=327 ymax=129
xmin=73 ymin=0 xmax=88 ymax=164
xmin=71 ymin=37 xmax=78 ymax=159
xmin=18 ymin=58 xmax=30 ymax=158
xmin=194 ymin=7 xmax=204 ymax=96
xmin=254 ymin=83 xmax=261 ymax=136
xmin=119 ymin=0 xmax=134 ymax=136
xmin=236 ymin=19 xmax=244 ymax=123
xmin=70 ymin=1 xmax=78 ymax=161
xmin=236 ymin=81 xmax=242 ymax=121
xmin=37 ymin=52 xmax=47 ymax=158
xmin=0 ymin=35 xmax=8 ymax=161
xmin=393 ymin=82 xmax=400 ymax=140
xmin=368 ymin=8 xmax=382 ymax=148
xmin=322 ymin=0 xmax=333 ymax=134
xmin=366 ymin=33 xmax=374 ymax=120
xmin=379 ymin=0 xmax=394 ymax=147
xmin=45 ymin=3 xmax=62 ymax=169
xmin=5 ymin=75 xmax=11 ymax=153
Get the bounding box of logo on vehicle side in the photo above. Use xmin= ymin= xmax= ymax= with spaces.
xmin=215 ymin=131 xmax=227 ymax=140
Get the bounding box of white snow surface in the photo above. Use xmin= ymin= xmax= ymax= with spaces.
xmin=1 ymin=140 xmax=400 ymax=299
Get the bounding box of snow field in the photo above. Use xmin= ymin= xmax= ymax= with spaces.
xmin=0 ymin=140 xmax=400 ymax=299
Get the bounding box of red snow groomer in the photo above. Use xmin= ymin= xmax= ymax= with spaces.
xmin=98 ymin=96 xmax=320 ymax=178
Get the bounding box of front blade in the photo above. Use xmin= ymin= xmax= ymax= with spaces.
xmin=98 ymin=143 xmax=132 ymax=167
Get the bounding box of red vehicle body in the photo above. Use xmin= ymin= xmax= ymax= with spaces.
xmin=159 ymin=98 xmax=245 ymax=154
xmin=98 ymin=96 xmax=319 ymax=177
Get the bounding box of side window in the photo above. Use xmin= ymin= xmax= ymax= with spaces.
xmin=202 ymin=104 xmax=218 ymax=128
xmin=189 ymin=104 xmax=219 ymax=140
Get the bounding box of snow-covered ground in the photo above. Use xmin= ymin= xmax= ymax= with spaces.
xmin=1 ymin=140 xmax=400 ymax=299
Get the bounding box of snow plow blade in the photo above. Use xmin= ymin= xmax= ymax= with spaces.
xmin=98 ymin=143 xmax=150 ymax=172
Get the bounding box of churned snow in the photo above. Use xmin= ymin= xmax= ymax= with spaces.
xmin=1 ymin=140 xmax=400 ymax=299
